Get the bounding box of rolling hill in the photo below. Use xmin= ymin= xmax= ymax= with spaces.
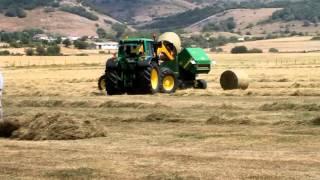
xmin=0 ymin=0 xmax=318 ymax=37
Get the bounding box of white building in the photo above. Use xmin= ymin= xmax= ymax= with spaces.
xmin=95 ymin=42 xmax=118 ymax=50
xmin=68 ymin=36 xmax=81 ymax=41
xmin=32 ymin=34 xmax=56 ymax=42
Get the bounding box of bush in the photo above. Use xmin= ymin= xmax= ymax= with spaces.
xmin=311 ymin=36 xmax=320 ymax=40
xmin=231 ymin=46 xmax=248 ymax=54
xmin=269 ymin=48 xmax=279 ymax=53
xmin=62 ymin=39 xmax=72 ymax=47
xmin=36 ymin=46 xmax=46 ymax=56
xmin=47 ymin=45 xmax=61 ymax=56
xmin=203 ymin=17 xmax=236 ymax=32
xmin=248 ymin=48 xmax=263 ymax=53
xmin=9 ymin=42 xmax=21 ymax=48
xmin=5 ymin=7 xmax=26 ymax=18
xmin=25 ymin=48 xmax=34 ymax=56
xmin=0 ymin=50 xmax=10 ymax=56
xmin=74 ymin=40 xmax=89 ymax=49
xmin=76 ymin=53 xmax=89 ymax=56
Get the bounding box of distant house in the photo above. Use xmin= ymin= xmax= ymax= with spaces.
xmin=33 ymin=34 xmax=49 ymax=41
xmin=94 ymin=42 xmax=118 ymax=50
xmin=68 ymin=36 xmax=81 ymax=41
xmin=238 ymin=37 xmax=245 ymax=42
xmin=33 ymin=34 xmax=56 ymax=42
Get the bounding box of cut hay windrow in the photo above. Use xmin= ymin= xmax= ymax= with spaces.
xmin=0 ymin=113 xmax=106 ymax=140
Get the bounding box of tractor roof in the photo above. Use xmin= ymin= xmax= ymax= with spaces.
xmin=120 ymin=38 xmax=154 ymax=43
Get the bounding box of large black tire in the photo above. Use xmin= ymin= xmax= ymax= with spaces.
xmin=98 ymin=75 xmax=106 ymax=90
xmin=137 ymin=62 xmax=160 ymax=94
xmin=160 ymin=68 xmax=178 ymax=94
xmin=194 ymin=79 xmax=207 ymax=89
xmin=105 ymin=61 xmax=124 ymax=95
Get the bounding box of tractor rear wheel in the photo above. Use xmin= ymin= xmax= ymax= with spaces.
xmin=137 ymin=62 xmax=160 ymax=94
xmin=98 ymin=75 xmax=106 ymax=90
xmin=160 ymin=68 xmax=177 ymax=93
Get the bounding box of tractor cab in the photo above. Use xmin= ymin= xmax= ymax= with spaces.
xmin=118 ymin=39 xmax=155 ymax=60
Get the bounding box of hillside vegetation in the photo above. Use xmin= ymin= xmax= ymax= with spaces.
xmin=0 ymin=0 xmax=58 ymax=18
xmin=142 ymin=0 xmax=293 ymax=30
xmin=271 ymin=0 xmax=320 ymax=23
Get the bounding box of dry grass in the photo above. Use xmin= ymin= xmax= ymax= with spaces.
xmin=0 ymin=53 xmax=319 ymax=179
xmin=220 ymin=36 xmax=320 ymax=53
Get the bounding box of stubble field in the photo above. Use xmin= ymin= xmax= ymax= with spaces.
xmin=0 ymin=53 xmax=319 ymax=179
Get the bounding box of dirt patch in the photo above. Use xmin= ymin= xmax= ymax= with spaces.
xmin=206 ymin=115 xmax=253 ymax=125
xmin=259 ymin=102 xmax=320 ymax=111
xmin=6 ymin=113 xmax=106 ymax=140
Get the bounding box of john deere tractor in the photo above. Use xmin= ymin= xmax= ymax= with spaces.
xmin=98 ymin=32 xmax=212 ymax=95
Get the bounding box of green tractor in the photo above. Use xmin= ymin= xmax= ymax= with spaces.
xmin=98 ymin=32 xmax=212 ymax=95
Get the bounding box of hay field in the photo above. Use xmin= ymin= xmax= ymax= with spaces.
xmin=0 ymin=53 xmax=320 ymax=179
xmin=220 ymin=37 xmax=320 ymax=53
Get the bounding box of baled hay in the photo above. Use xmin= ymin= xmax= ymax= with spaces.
xmin=220 ymin=70 xmax=249 ymax=90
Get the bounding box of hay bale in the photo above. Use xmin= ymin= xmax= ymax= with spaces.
xmin=220 ymin=70 xmax=249 ymax=90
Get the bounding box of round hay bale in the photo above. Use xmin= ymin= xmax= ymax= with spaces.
xmin=157 ymin=32 xmax=182 ymax=53
xmin=220 ymin=70 xmax=249 ymax=90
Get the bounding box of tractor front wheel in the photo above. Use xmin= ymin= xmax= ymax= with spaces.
xmin=138 ymin=62 xmax=160 ymax=94
xmin=105 ymin=62 xmax=124 ymax=95
xmin=160 ymin=68 xmax=177 ymax=94
xmin=98 ymin=75 xmax=106 ymax=90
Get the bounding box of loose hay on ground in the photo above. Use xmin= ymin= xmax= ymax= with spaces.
xmin=9 ymin=113 xmax=106 ymax=140
xmin=206 ymin=115 xmax=253 ymax=125
xmin=259 ymin=102 xmax=320 ymax=111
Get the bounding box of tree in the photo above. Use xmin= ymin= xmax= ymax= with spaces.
xmin=231 ymin=46 xmax=248 ymax=54
xmin=62 ymin=39 xmax=71 ymax=47
xmin=111 ymin=23 xmax=126 ymax=39
xmin=55 ymin=37 xmax=62 ymax=44
xmin=96 ymin=28 xmax=107 ymax=38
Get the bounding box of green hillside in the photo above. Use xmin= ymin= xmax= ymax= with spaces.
xmin=271 ymin=0 xmax=320 ymax=23
xmin=141 ymin=1 xmax=290 ymax=30
xmin=0 ymin=0 xmax=58 ymax=18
